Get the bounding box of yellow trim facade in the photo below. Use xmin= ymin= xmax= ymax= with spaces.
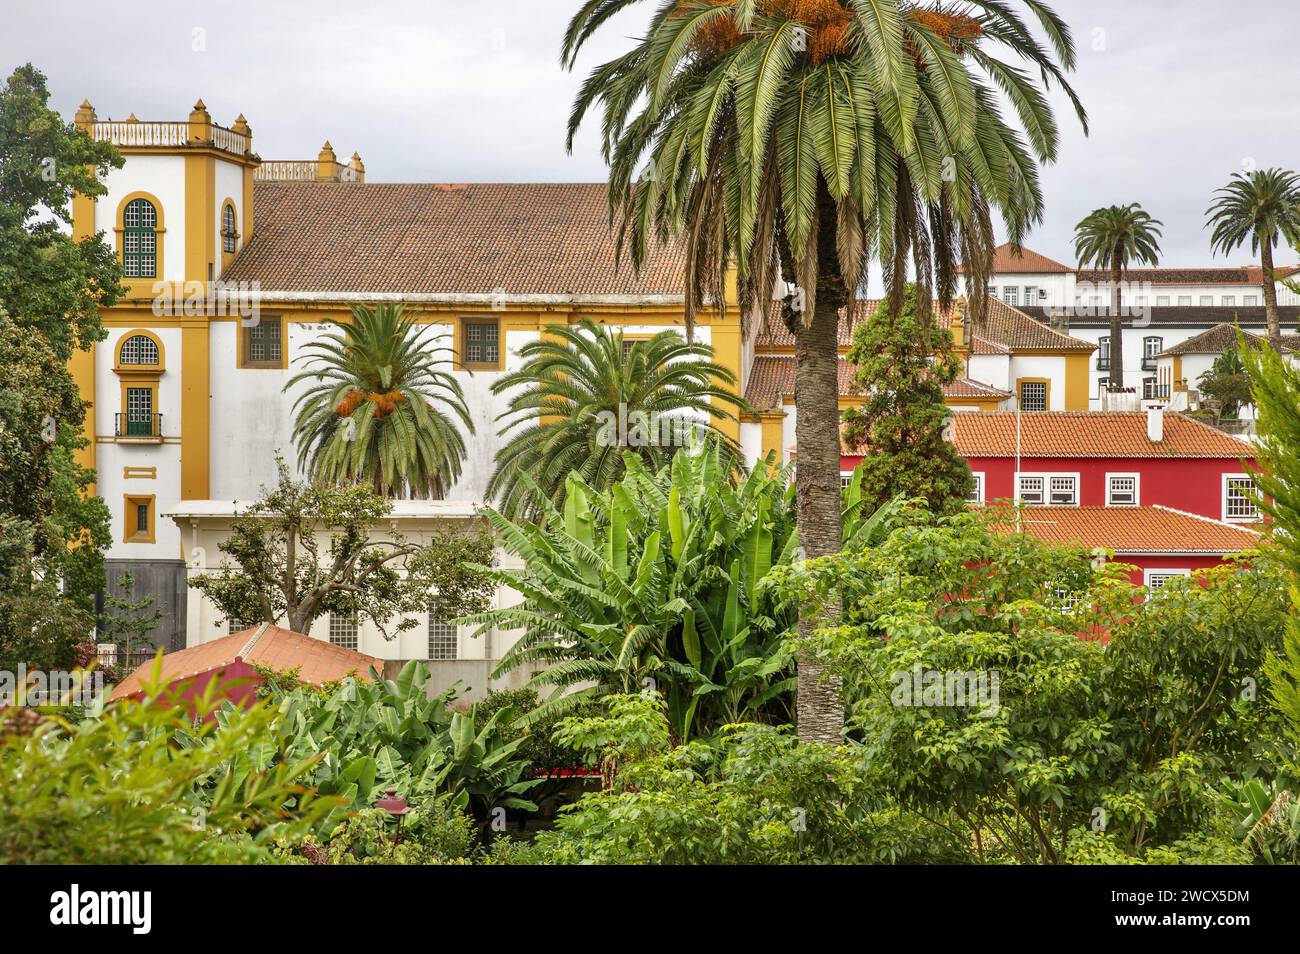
xmin=113 ymin=190 xmax=166 ymax=293
xmin=122 ymin=493 xmax=157 ymax=544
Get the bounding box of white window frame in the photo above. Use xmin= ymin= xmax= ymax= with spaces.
xmin=1244 ymin=295 xmax=1258 ymax=306
xmin=1024 ymin=285 xmax=1038 ymax=304
xmin=966 ymin=472 xmax=985 ymax=505
xmin=1178 ymin=295 xmax=1192 ymax=306
xmin=1016 ymin=472 xmax=1079 ymax=506
xmin=428 ymin=615 xmax=459 ymax=661
xmin=1156 ymin=295 xmax=1170 ymax=306
xmin=1222 ymin=474 xmax=1260 ymax=522
xmin=1144 ymin=568 xmax=1191 ymax=589
xmin=1199 ymin=295 xmax=1213 ymax=306
xmin=840 ymin=471 xmax=854 ymax=491
xmin=328 ymin=611 xmax=359 ymax=651
xmin=1105 ymin=472 xmax=1141 ymax=507
xmin=1222 ymin=295 xmax=1235 ymax=306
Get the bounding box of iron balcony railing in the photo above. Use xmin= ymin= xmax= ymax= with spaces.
xmin=114 ymin=413 xmax=163 ymax=439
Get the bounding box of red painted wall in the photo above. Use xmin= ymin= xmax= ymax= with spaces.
xmin=1107 ymin=554 xmax=1229 ymax=586
xmin=840 ymin=454 xmax=1254 ymax=521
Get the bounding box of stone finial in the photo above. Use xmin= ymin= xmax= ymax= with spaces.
xmin=317 ymin=141 xmax=339 ymax=181
xmin=231 ymin=113 xmax=251 ymax=135
xmin=189 ymin=99 xmax=211 ymax=122
xmin=349 ymin=152 xmax=366 ymax=183
xmin=74 ymin=99 xmax=96 ymax=130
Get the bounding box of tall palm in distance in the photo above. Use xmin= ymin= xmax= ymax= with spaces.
xmin=1073 ymin=203 xmax=1163 ymax=391
xmin=287 ymin=304 xmax=473 ymax=498
xmin=1206 ymin=167 xmax=1300 ymax=349
xmin=486 ymin=319 xmax=744 ymax=519
xmin=562 ymin=0 xmax=1083 ymax=741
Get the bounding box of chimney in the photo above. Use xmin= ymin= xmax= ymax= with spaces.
xmin=1147 ymin=405 xmax=1164 ymax=443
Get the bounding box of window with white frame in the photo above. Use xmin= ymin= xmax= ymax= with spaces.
xmin=1097 ymin=335 xmax=1111 ymax=371
xmin=1223 ymin=475 xmax=1260 ymax=521
xmin=1024 ymin=285 xmax=1038 ymax=304
xmin=840 ymin=472 xmax=853 ymax=491
xmin=1199 ymin=296 xmax=1213 ymax=306
xmin=1048 ymin=476 xmax=1078 ymax=505
xmin=1017 ymin=475 xmax=1045 ymax=505
xmin=428 ymin=616 xmax=458 ymax=660
xmin=1003 ymin=286 xmax=1019 ymax=306
xmin=1245 ymin=295 xmax=1258 ymax=306
xmin=1222 ymin=295 xmax=1235 ymax=306
xmin=966 ymin=472 xmax=985 ymax=504
xmin=1142 ymin=336 xmax=1163 ymax=368
xmin=328 ymin=611 xmax=358 ymax=651
xmin=1178 ymin=296 xmax=1192 ymax=306
xmin=1106 ymin=474 xmax=1139 ymax=507
xmin=1157 ymin=295 xmax=1170 ymax=306
xmin=1144 ymin=569 xmax=1190 ymax=590
xmin=1142 ymin=376 xmax=1162 ymax=400
xmin=1018 ymin=473 xmax=1077 ymax=506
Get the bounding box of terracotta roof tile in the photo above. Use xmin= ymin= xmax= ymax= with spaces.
xmin=753 ymin=297 xmax=1090 ymax=353
xmin=223 ymin=182 xmax=686 ymax=298
xmin=109 ymin=624 xmax=381 ymax=702
xmin=744 ymin=355 xmax=1008 ymax=411
xmin=1159 ymin=323 xmax=1300 ymax=355
xmin=1021 ymin=305 xmax=1300 ymax=329
xmin=964 ymin=243 xmax=1073 ymax=274
xmin=994 ymin=505 xmax=1260 ymax=554
xmin=951 ymin=411 xmax=1252 ymax=458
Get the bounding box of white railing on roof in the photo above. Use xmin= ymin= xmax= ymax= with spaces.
xmin=254 ymin=160 xmax=318 ymax=181
xmin=91 ymin=121 xmax=250 ymax=157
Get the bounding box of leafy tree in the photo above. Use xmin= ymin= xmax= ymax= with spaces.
xmin=1196 ymin=347 xmax=1252 ymax=420
xmin=0 ymin=64 xmax=121 ymax=667
xmin=486 ymin=319 xmax=742 ymax=519
xmin=100 ymin=570 xmax=163 ymax=660
xmin=770 ymin=506 xmax=1288 ymax=863
xmin=1206 ymin=168 xmax=1300 ymax=348
xmin=562 ymin=1 xmax=1083 ymax=741
xmin=0 ymin=64 xmax=123 ymax=358
xmin=1244 ymin=337 xmax=1300 ymax=781
xmin=288 ymin=304 xmax=473 ymax=498
xmin=842 ymin=284 xmax=972 ymax=514
xmin=191 ymin=460 xmax=496 ymax=636
xmin=1073 ymin=202 xmax=1163 ymax=386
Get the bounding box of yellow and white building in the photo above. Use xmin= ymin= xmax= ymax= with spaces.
xmin=71 ymin=98 xmax=1094 ymax=686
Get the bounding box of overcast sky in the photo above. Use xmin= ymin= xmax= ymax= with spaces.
xmin=5 ymin=0 xmax=1297 ymax=275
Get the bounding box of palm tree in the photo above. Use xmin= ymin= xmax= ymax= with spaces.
xmin=1207 ymin=168 xmax=1300 ymax=348
xmin=1073 ymin=203 xmax=1163 ymax=390
xmin=287 ymin=304 xmax=472 ymax=498
xmin=562 ymin=0 xmax=1083 ymax=742
xmin=487 ymin=318 xmax=743 ymax=517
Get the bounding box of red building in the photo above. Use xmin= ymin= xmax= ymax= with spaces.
xmin=841 ymin=408 xmax=1263 ymax=584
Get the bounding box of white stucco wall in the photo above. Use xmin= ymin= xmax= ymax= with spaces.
xmin=96 ymin=155 xmax=186 ymax=283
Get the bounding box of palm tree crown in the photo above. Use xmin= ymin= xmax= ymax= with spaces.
xmin=1073 ymin=203 xmax=1163 ymax=389
xmin=486 ymin=318 xmax=743 ymax=518
xmin=1206 ymin=167 xmax=1300 ymax=346
xmin=287 ymin=304 xmax=473 ymax=498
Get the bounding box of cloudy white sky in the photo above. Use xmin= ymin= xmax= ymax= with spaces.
xmin=4 ymin=0 xmax=1297 ymax=276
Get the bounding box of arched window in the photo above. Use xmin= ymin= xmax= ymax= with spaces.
xmin=221 ymin=202 xmax=238 ymax=254
xmin=123 ymin=198 xmax=158 ymax=278
xmin=119 ymin=334 xmax=160 ymax=366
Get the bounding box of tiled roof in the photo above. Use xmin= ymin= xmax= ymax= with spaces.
xmin=224 ymin=182 xmax=687 ymax=298
xmin=1159 ymin=323 xmax=1300 ymax=355
xmin=1021 ymin=305 xmax=1300 ymax=329
xmin=962 ymin=243 xmax=1073 ymax=274
xmin=995 ymin=505 xmax=1260 ymax=554
xmin=951 ymin=411 xmax=1252 ymax=458
xmin=754 ymin=297 xmax=1090 ymax=353
xmin=1076 ymin=265 xmax=1300 ymax=285
xmin=744 ymin=355 xmax=1008 ymax=411
xmin=109 ymin=624 xmax=381 ymax=701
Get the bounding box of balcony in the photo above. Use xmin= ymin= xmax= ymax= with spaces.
xmin=115 ymin=413 xmax=163 ymax=442
xmin=1141 ymin=357 xmax=1157 ymax=371
xmin=1096 ymin=358 xmax=1110 ymax=371
xmin=90 ymin=120 xmax=251 ymax=159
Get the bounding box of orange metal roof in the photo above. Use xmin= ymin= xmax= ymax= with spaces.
xmin=951 ymin=411 xmax=1252 ymax=458
xmin=995 ymin=505 xmax=1261 ymax=554
xmin=109 ymin=624 xmax=382 ymax=701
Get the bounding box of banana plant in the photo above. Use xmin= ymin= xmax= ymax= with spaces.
xmin=460 ymin=446 xmax=900 ymax=740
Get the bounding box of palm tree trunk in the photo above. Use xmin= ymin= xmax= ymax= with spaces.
xmin=1261 ymin=237 xmax=1282 ymax=348
xmin=792 ymin=188 xmax=846 ymax=745
xmin=1109 ymin=253 xmax=1124 ymax=389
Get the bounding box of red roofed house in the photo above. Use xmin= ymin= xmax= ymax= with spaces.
xmin=841 ymin=408 xmax=1263 ymax=585
xmin=108 ymin=623 xmax=382 ymax=709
